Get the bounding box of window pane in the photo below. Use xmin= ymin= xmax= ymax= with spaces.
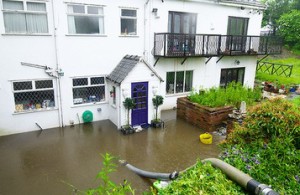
xmin=185 ymin=71 xmax=193 ymax=92
xmin=13 ymin=81 xmax=32 ymax=91
xmin=121 ymin=18 xmax=136 ymax=35
xmin=72 ymin=16 xmax=100 ymax=34
xmin=70 ymin=5 xmax=85 ymax=14
xmin=166 ymin=72 xmax=175 ymax=94
xmin=14 ymin=90 xmax=55 ymax=112
xmin=73 ymin=86 xmax=105 ymax=104
xmin=3 ymin=0 xmax=24 ymax=10
xmin=73 ymin=78 xmax=88 ymax=86
xmin=88 ymin=6 xmax=103 ymax=14
xmin=35 ymin=80 xmax=53 ymax=89
xmin=121 ymin=9 xmax=136 ymax=17
xmin=27 ymin=2 xmax=46 ymax=12
xmin=176 ymin=71 xmax=184 ymax=93
xmin=91 ymin=77 xmax=104 ymax=85
xmin=237 ymin=69 xmax=245 ymax=84
xmin=4 ymin=13 xmax=26 ymax=33
xmin=26 ymin=14 xmax=48 ymax=33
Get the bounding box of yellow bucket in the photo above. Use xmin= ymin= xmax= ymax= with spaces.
xmin=200 ymin=133 xmax=212 ymax=144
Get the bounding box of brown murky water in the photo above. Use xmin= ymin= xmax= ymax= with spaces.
xmin=0 ymin=110 xmax=224 ymax=195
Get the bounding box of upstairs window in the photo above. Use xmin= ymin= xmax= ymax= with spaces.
xmin=166 ymin=70 xmax=193 ymax=94
xmin=67 ymin=4 xmax=104 ymax=34
xmin=3 ymin=0 xmax=48 ymax=34
xmin=120 ymin=9 xmax=137 ymax=35
xmin=72 ymin=76 xmax=106 ymax=105
xmin=13 ymin=79 xmax=55 ymax=113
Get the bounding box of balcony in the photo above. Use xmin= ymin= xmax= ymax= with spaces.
xmin=153 ymin=33 xmax=282 ymax=58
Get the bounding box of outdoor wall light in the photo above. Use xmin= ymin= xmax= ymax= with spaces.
xmin=240 ymin=6 xmax=245 ymax=10
xmin=152 ymin=86 xmax=158 ymax=96
xmin=235 ymin=60 xmax=240 ymax=65
xmin=152 ymin=8 xmax=158 ymax=13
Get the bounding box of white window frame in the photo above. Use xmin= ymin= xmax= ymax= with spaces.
xmin=166 ymin=70 xmax=193 ymax=95
xmin=12 ymin=79 xmax=56 ymax=113
xmin=120 ymin=8 xmax=137 ymax=36
xmin=67 ymin=3 xmax=105 ymax=35
xmin=2 ymin=0 xmax=49 ymax=34
xmin=72 ymin=76 xmax=106 ymax=105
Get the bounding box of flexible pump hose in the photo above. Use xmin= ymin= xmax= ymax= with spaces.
xmin=119 ymin=160 xmax=178 ymax=180
xmin=120 ymin=158 xmax=278 ymax=195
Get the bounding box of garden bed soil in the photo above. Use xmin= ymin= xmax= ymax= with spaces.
xmin=177 ymin=97 xmax=234 ymax=132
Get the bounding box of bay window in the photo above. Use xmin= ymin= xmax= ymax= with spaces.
xmin=67 ymin=4 xmax=104 ymax=34
xmin=3 ymin=0 xmax=48 ymax=34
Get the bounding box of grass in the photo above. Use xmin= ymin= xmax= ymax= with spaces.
xmin=256 ymin=48 xmax=300 ymax=85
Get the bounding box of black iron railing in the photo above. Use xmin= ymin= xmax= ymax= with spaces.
xmin=153 ymin=33 xmax=282 ymax=57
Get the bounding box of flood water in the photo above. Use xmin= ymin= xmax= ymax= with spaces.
xmin=0 ymin=110 xmax=225 ymax=195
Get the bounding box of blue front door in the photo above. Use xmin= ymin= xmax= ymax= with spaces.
xmin=131 ymin=82 xmax=148 ymax=126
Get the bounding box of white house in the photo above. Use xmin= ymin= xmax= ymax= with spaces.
xmin=0 ymin=0 xmax=282 ymax=135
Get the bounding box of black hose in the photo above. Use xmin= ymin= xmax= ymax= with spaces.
xmin=119 ymin=160 xmax=178 ymax=180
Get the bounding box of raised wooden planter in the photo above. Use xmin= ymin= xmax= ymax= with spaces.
xmin=177 ymin=97 xmax=234 ymax=132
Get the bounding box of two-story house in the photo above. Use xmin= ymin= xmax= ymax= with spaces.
xmin=0 ymin=0 xmax=281 ymax=135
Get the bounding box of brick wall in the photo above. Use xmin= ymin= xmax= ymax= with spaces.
xmin=177 ymin=97 xmax=233 ymax=132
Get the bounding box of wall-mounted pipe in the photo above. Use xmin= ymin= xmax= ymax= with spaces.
xmin=120 ymin=158 xmax=278 ymax=195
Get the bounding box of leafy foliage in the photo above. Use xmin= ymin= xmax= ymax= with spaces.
xmin=277 ymin=10 xmax=300 ymax=50
xmin=221 ymin=99 xmax=300 ymax=194
xmin=152 ymin=95 xmax=164 ymax=121
xmin=188 ymin=82 xmax=261 ymax=108
xmin=158 ymin=160 xmax=245 ymax=195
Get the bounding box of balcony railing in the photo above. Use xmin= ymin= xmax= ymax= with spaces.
xmin=153 ymin=33 xmax=282 ymax=58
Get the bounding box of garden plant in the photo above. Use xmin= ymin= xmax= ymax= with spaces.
xmin=220 ymin=98 xmax=300 ymax=194
xmin=188 ymin=82 xmax=261 ymax=108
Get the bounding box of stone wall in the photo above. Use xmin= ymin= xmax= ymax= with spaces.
xmin=177 ymin=97 xmax=233 ymax=132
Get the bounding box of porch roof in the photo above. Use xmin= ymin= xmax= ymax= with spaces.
xmin=107 ymin=55 xmax=164 ymax=85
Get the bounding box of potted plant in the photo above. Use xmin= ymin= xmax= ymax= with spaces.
xmin=151 ymin=95 xmax=164 ymax=128
xmin=121 ymin=97 xmax=135 ymax=134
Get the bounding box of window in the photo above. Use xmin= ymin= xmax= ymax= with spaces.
xmin=227 ymin=17 xmax=249 ymax=52
xmin=67 ymin=4 xmax=104 ymax=34
xmin=13 ymin=79 xmax=55 ymax=113
xmin=166 ymin=71 xmax=193 ymax=94
xmin=220 ymin=68 xmax=245 ymax=87
xmin=120 ymin=9 xmax=137 ymax=35
xmin=72 ymin=76 xmax=105 ymax=105
xmin=2 ymin=0 xmax=48 ymax=34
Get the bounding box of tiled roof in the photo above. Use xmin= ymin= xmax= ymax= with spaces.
xmin=106 ymin=55 xmax=141 ymax=85
xmin=107 ymin=55 xmax=164 ymax=85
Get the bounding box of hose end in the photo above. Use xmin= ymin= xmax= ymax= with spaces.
xmin=119 ymin=160 xmax=128 ymax=166
xmin=169 ymin=171 xmax=179 ymax=180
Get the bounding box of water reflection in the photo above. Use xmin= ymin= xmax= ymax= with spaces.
xmin=0 ymin=110 xmax=224 ymax=195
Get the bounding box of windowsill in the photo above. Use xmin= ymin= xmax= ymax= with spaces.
xmin=2 ymin=33 xmax=51 ymax=36
xmin=165 ymin=92 xmax=190 ymax=97
xmin=71 ymin=101 xmax=108 ymax=108
xmin=13 ymin=107 xmax=58 ymax=115
xmin=66 ymin=34 xmax=107 ymax=37
xmin=119 ymin=35 xmax=139 ymax=38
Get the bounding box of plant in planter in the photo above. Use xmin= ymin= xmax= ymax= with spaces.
xmin=122 ymin=97 xmax=135 ymax=134
xmin=151 ymin=95 xmax=164 ymax=128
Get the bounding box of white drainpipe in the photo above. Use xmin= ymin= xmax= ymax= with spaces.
xmin=51 ymin=0 xmax=64 ymax=127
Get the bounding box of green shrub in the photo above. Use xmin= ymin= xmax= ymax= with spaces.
xmin=221 ymin=99 xmax=300 ymax=194
xmin=158 ymin=160 xmax=244 ymax=195
xmin=188 ymin=82 xmax=261 ymax=108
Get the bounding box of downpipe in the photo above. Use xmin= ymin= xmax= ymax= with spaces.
xmin=120 ymin=158 xmax=278 ymax=195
